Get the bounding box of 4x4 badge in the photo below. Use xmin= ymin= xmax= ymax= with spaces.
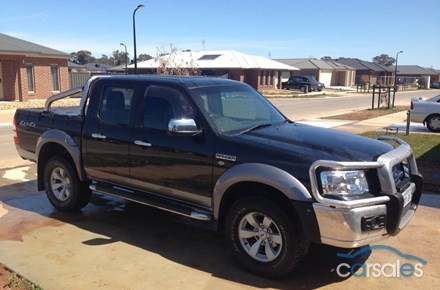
xmin=216 ymin=153 xmax=236 ymax=162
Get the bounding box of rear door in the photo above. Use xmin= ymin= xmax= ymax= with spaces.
xmin=83 ymin=80 xmax=139 ymax=186
xmin=129 ymin=84 xmax=214 ymax=207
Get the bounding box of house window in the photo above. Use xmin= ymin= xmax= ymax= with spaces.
xmin=26 ymin=64 xmax=35 ymax=92
xmin=50 ymin=65 xmax=60 ymax=91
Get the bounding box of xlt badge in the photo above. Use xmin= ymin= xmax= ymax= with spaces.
xmin=215 ymin=153 xmax=237 ymax=162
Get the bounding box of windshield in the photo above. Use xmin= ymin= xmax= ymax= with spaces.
xmin=190 ymin=84 xmax=285 ymax=134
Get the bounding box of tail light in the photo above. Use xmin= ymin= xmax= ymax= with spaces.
xmin=13 ymin=117 xmax=19 ymax=144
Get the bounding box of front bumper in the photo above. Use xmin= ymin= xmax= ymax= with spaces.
xmin=309 ymin=137 xmax=423 ymax=248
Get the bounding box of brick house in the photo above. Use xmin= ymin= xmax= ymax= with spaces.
xmin=335 ymin=58 xmax=394 ymax=86
xmin=393 ymin=65 xmax=439 ymax=89
xmin=0 ymin=33 xmax=69 ymax=101
xmin=133 ymin=50 xmax=298 ymax=90
xmin=274 ymin=58 xmax=356 ymax=87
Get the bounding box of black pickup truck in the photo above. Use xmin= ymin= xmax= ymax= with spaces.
xmin=13 ymin=75 xmax=423 ymax=278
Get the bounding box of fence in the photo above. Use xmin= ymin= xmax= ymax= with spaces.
xmin=69 ymin=72 xmax=91 ymax=88
xmin=376 ymin=76 xmax=429 ymax=90
xmin=371 ymin=85 xmax=397 ymax=109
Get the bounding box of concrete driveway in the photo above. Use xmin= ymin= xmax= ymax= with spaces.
xmin=0 ymin=164 xmax=439 ymax=290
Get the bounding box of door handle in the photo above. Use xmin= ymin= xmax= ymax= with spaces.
xmin=91 ymin=133 xmax=107 ymax=139
xmin=134 ymin=140 xmax=152 ymax=147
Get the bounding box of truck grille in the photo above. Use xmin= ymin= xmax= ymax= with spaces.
xmin=392 ymin=159 xmax=411 ymax=194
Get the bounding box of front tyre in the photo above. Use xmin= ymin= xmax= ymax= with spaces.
xmin=44 ymin=156 xmax=91 ymax=212
xmin=226 ymin=197 xmax=309 ymax=278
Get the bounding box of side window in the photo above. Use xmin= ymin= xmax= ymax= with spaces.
xmin=143 ymin=86 xmax=195 ymax=130
xmin=99 ymin=86 xmax=134 ymax=125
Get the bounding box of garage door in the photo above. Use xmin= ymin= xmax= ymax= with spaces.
xmin=319 ymin=71 xmax=332 ymax=87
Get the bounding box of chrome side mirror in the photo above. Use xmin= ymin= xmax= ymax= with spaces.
xmin=168 ymin=118 xmax=202 ymax=136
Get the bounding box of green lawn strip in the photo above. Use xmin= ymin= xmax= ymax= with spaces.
xmin=361 ymin=132 xmax=440 ymax=167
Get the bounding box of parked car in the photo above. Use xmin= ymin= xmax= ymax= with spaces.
xmin=317 ymin=82 xmax=325 ymax=91
xmin=281 ymin=76 xmax=322 ymax=93
xmin=410 ymin=94 xmax=440 ymax=132
xmin=431 ymin=81 xmax=440 ymax=89
xmin=14 ymin=75 xmax=423 ymax=278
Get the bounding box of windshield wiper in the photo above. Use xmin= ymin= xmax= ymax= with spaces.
xmin=279 ymin=119 xmax=291 ymax=125
xmin=237 ymin=123 xmax=272 ymax=135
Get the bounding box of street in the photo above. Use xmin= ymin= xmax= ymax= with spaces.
xmin=269 ymin=89 xmax=437 ymax=120
xmin=0 ymin=125 xmax=26 ymax=169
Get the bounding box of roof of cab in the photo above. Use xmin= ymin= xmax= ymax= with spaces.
xmin=95 ymin=75 xmax=243 ymax=89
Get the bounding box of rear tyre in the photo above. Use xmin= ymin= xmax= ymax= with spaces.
xmin=225 ymin=197 xmax=309 ymax=278
xmin=43 ymin=156 xmax=91 ymax=212
xmin=426 ymin=114 xmax=440 ymax=132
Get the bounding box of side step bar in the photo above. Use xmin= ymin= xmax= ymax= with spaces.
xmin=90 ymin=183 xmax=212 ymax=221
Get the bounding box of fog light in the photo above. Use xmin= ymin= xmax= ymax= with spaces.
xmin=361 ymin=215 xmax=386 ymax=231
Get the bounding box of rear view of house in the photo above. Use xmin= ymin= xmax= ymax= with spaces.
xmin=0 ymin=33 xmax=69 ymax=101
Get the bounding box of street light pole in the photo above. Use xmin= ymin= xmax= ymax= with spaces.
xmin=392 ymin=50 xmax=403 ymax=108
xmin=133 ymin=4 xmax=145 ymax=75
xmin=120 ymin=43 xmax=127 ymax=75
xmin=394 ymin=50 xmax=403 ymax=87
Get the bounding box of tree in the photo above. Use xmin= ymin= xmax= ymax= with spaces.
xmin=155 ymin=44 xmax=199 ymax=76
xmin=97 ymin=54 xmax=111 ymax=65
xmin=70 ymin=50 xmax=96 ymax=65
xmin=372 ymin=54 xmax=396 ymax=66
xmin=321 ymin=56 xmax=333 ymax=61
xmin=138 ymin=53 xmax=153 ymax=62
xmin=110 ymin=50 xmax=129 ymax=66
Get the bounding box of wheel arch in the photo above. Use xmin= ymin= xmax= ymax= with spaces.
xmin=213 ymin=163 xmax=313 ymax=230
xmin=422 ymin=113 xmax=440 ymax=132
xmin=36 ymin=129 xmax=86 ymax=191
xmin=423 ymin=113 xmax=440 ymax=123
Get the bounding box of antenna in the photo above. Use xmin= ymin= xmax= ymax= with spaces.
xmin=202 ymin=39 xmax=206 ymax=51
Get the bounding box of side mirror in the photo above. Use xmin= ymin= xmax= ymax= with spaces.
xmin=168 ymin=118 xmax=202 ymax=136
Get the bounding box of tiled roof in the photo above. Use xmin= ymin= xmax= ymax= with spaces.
xmin=275 ymin=58 xmax=356 ymax=71
xmin=0 ymin=33 xmax=69 ymax=58
xmin=394 ymin=65 xmax=439 ymax=75
xmin=68 ymin=61 xmax=86 ymax=68
xmin=336 ymin=58 xmax=393 ymax=72
xmin=135 ymin=50 xmax=299 ymax=71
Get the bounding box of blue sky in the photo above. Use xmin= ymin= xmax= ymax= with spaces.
xmin=1 ymin=0 xmax=439 ymax=68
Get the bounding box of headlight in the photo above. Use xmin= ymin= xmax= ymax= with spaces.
xmin=320 ymin=170 xmax=369 ymax=196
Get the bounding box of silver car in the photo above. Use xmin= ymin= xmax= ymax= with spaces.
xmin=410 ymin=94 xmax=440 ymax=132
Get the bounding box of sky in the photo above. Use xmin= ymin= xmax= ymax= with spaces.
xmin=1 ymin=0 xmax=439 ymax=68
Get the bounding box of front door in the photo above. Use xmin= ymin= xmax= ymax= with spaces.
xmin=129 ymin=85 xmax=214 ymax=207
xmin=0 ymin=63 xmax=4 ymax=100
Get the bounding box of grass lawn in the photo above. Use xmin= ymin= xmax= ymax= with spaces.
xmin=325 ymin=106 xmax=408 ymax=121
xmin=361 ymin=132 xmax=440 ymax=167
